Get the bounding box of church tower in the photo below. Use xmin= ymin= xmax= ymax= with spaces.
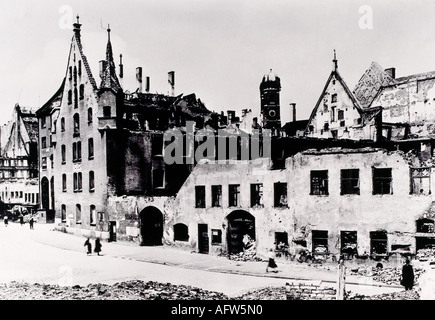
xmin=260 ymin=69 xmax=281 ymax=131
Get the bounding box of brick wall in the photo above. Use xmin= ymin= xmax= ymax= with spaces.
xmin=285 ymin=282 xmax=336 ymax=300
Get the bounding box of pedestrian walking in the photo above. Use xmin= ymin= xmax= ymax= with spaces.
xmin=94 ymin=238 xmax=102 ymax=256
xmin=401 ymin=259 xmax=414 ymax=290
xmin=3 ymin=216 xmax=8 ymax=227
xmin=19 ymin=214 xmax=24 ymax=226
xmin=29 ymin=216 xmax=34 ymax=230
xmin=84 ymin=238 xmax=92 ymax=255
xmin=266 ymin=248 xmax=278 ymax=273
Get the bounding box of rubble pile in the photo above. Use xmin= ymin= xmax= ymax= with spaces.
xmin=228 ymin=251 xmax=264 ymax=262
xmin=348 ymin=289 xmax=419 ymax=300
xmin=0 ymin=281 xmax=229 ymax=300
xmin=416 ymin=248 xmax=435 ymax=261
xmin=235 ymin=286 xmax=287 ymax=300
xmin=349 ymin=266 xmax=424 ymax=286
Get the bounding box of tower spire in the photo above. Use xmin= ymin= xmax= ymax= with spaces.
xmin=73 ymin=14 xmax=82 ymax=42
xmin=100 ymin=25 xmax=122 ymax=92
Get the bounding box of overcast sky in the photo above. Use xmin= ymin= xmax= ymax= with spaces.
xmin=0 ymin=0 xmax=435 ymax=126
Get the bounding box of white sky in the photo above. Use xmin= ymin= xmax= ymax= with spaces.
xmin=1 ymin=0 xmax=435 ymax=126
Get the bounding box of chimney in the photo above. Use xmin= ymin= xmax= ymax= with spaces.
xmin=385 ymin=68 xmax=396 ymax=79
xmin=99 ymin=60 xmax=107 ymax=79
xmin=168 ymin=71 xmax=175 ymax=96
xmin=290 ymin=103 xmax=297 ymax=122
xmin=145 ymin=76 xmax=150 ymax=93
xmin=119 ymin=54 xmax=124 ymax=79
xmin=136 ymin=67 xmax=143 ymax=93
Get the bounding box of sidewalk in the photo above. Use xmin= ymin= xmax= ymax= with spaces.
xmin=30 ymin=223 xmax=404 ymax=296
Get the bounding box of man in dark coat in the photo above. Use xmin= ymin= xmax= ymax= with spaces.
xmin=94 ymin=238 xmax=102 ymax=256
xmin=84 ymin=238 xmax=92 ymax=255
xmin=401 ymin=259 xmax=414 ymax=290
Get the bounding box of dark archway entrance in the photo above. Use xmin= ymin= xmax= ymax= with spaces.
xmin=226 ymin=210 xmax=255 ymax=254
xmin=41 ymin=177 xmax=49 ymax=210
xmin=139 ymin=206 xmax=163 ymax=246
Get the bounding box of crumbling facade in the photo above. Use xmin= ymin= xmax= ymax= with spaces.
xmin=0 ymin=104 xmax=39 ymax=216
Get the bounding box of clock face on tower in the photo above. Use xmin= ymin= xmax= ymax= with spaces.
xmin=268 ymin=109 xmax=277 ymax=119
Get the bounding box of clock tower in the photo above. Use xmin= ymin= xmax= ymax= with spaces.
xmin=260 ymin=69 xmax=281 ymax=131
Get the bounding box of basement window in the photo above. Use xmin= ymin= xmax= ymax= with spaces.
xmin=211 ymin=229 xmax=222 ymax=245
xmin=310 ymin=170 xmax=329 ymax=196
xmin=250 ymin=183 xmax=263 ymax=207
xmin=417 ymin=218 xmax=435 ymax=233
xmin=341 ymin=169 xmax=360 ymax=195
xmin=370 ymin=230 xmax=388 ymax=256
xmin=275 ymin=232 xmax=289 ymax=249
xmin=211 ymin=185 xmax=222 ymax=207
xmin=411 ymin=167 xmax=431 ymax=195
xmin=274 ymin=182 xmax=288 ymax=207
xmin=341 ymin=231 xmax=357 ymax=257
xmin=312 ymin=230 xmax=328 ymax=255
xmin=195 ymin=186 xmax=206 ymax=208
xmin=174 ymin=223 xmax=189 ymax=242
xmin=373 ymin=168 xmax=392 ymax=195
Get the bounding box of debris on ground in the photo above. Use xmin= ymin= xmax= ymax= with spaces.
xmin=348 ymin=289 xmax=419 ymax=300
xmin=349 ymin=265 xmax=424 ymax=286
xmin=416 ymin=248 xmax=435 ymax=261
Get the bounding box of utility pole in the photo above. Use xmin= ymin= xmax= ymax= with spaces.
xmin=336 ymin=257 xmax=346 ymax=300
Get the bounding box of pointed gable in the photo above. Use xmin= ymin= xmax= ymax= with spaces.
xmin=100 ymin=28 xmax=122 ymax=93
xmin=353 ymin=62 xmax=396 ymax=109
xmin=305 ymin=66 xmax=363 ymax=140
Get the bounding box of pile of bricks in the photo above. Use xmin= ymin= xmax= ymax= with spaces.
xmin=416 ymin=248 xmax=435 ymax=261
xmin=285 ymin=282 xmax=336 ymax=300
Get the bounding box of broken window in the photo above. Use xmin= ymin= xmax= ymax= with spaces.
xmin=341 ymin=231 xmax=357 ymax=257
xmin=373 ymin=168 xmax=392 ymax=195
xmin=228 ymin=184 xmax=240 ymax=207
xmin=411 ymin=167 xmax=431 ymax=195
xmin=195 ymin=186 xmax=206 ymax=208
xmin=341 ymin=169 xmax=360 ymax=195
xmin=90 ymin=205 xmax=96 ymax=226
xmin=250 ymin=183 xmax=263 ymax=207
xmin=211 ymin=185 xmax=222 ymax=207
xmin=370 ymin=230 xmax=388 ymax=256
xmin=152 ymin=169 xmax=165 ymax=189
xmin=275 ymin=232 xmax=289 ymax=249
xmin=174 ymin=223 xmax=189 ymax=242
xmin=310 ymin=170 xmax=329 ymax=196
xmin=152 ymin=135 xmax=164 ymax=156
xmin=274 ymin=182 xmax=288 ymax=207
xmin=331 ymin=94 xmax=338 ymax=103
xmin=323 ymin=122 xmax=329 ymax=131
xmin=417 ymin=218 xmax=435 ymax=233
xmin=312 ymin=230 xmax=328 ymax=255
xmin=338 ymin=110 xmax=344 ymax=120
xmin=211 ymin=229 xmax=222 ymax=245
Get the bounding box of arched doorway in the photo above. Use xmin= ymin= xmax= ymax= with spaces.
xmin=226 ymin=210 xmax=255 ymax=254
xmin=139 ymin=206 xmax=163 ymax=246
xmin=41 ymin=177 xmax=49 ymax=210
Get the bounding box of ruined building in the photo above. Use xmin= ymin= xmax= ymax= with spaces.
xmin=0 ymin=104 xmax=39 ymax=215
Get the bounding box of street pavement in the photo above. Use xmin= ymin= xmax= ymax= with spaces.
xmin=0 ymin=221 xmax=407 ymax=298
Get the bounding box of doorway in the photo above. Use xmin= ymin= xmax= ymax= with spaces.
xmin=139 ymin=206 xmax=163 ymax=246
xmin=226 ymin=210 xmax=255 ymax=254
xmin=198 ymin=224 xmax=209 ymax=254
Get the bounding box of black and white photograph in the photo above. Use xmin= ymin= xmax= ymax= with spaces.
xmin=0 ymin=0 xmax=434 ymax=311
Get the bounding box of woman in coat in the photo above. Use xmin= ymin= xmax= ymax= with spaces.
xmin=84 ymin=238 xmax=92 ymax=255
xmin=401 ymin=259 xmax=414 ymax=290
xmin=266 ymin=248 xmax=278 ymax=273
xmin=94 ymin=238 xmax=102 ymax=256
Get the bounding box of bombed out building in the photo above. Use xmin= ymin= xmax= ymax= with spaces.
xmin=0 ymin=104 xmax=39 ymax=216
xmin=35 ymin=18 xmax=435 ymax=260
